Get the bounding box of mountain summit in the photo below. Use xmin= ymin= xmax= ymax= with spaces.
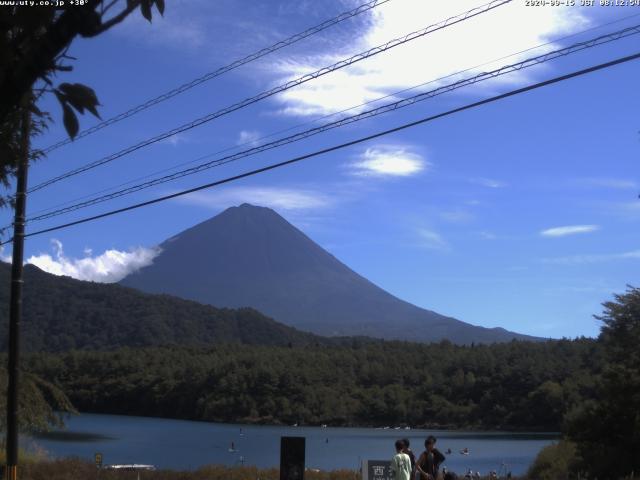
xmin=121 ymin=204 xmax=537 ymax=343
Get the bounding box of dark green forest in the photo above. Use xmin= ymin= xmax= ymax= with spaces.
xmin=22 ymin=338 xmax=600 ymax=431
xmin=0 ymin=263 xmax=329 ymax=350
xmin=2 ymin=260 xmax=637 ymax=477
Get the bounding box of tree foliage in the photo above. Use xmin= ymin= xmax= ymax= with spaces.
xmin=0 ymin=367 xmax=76 ymax=433
xmin=566 ymin=286 xmax=640 ymax=479
xmin=0 ymin=0 xmax=165 ymax=204
xmin=0 ymin=263 xmax=328 ymax=351
xmin=24 ymin=339 xmax=600 ymax=431
xmin=526 ymin=441 xmax=579 ymax=480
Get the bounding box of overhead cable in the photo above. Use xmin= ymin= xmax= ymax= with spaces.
xmin=24 ymin=10 xmax=640 ymax=220
xmin=27 ymin=0 xmax=512 ymax=195
xmin=25 ymin=24 xmax=640 ymax=223
xmin=40 ymin=0 xmax=394 ymax=154
xmin=3 ymin=49 xmax=637 ymax=245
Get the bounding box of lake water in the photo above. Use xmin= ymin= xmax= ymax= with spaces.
xmin=24 ymin=413 xmax=558 ymax=476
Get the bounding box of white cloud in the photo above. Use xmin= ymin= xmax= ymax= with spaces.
xmin=163 ymin=134 xmax=190 ymax=147
xmin=470 ymin=177 xmax=508 ymax=189
xmin=543 ymin=250 xmax=640 ymax=265
xmin=178 ymin=186 xmax=332 ymax=211
xmin=540 ymin=225 xmax=599 ymax=237
xmin=0 ymin=246 xmax=11 ymax=263
xmin=115 ymin=7 xmax=207 ymax=51
xmin=440 ymin=209 xmax=474 ymax=224
xmin=273 ymin=0 xmax=589 ymax=116
xmin=597 ymin=201 xmax=640 ymax=221
xmin=349 ymin=145 xmax=427 ymax=177
xmin=417 ymin=228 xmax=449 ymax=251
xmin=575 ymin=177 xmax=638 ymax=190
xmin=479 ymin=231 xmax=497 ymax=240
xmin=237 ymin=130 xmax=262 ymax=146
xmin=26 ymin=239 xmax=160 ymax=283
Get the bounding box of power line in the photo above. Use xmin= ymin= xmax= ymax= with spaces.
xmin=24 ymin=24 xmax=640 ymax=223
xmin=40 ymin=0 xmax=393 ymax=155
xmin=26 ymin=0 xmax=512 ymax=195
xmin=24 ymin=11 xmax=640 ymax=221
xmin=4 ymin=49 xmax=638 ymax=245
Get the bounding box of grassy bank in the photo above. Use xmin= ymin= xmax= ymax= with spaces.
xmin=19 ymin=458 xmax=359 ymax=480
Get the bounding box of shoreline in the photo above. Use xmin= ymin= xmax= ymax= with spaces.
xmin=46 ymin=410 xmax=561 ymax=436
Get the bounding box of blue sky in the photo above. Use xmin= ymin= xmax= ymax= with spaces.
xmin=2 ymin=0 xmax=639 ymax=338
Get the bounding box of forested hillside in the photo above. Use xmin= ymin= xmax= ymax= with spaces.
xmin=0 ymin=262 xmax=324 ymax=350
xmin=24 ymin=338 xmax=600 ymax=430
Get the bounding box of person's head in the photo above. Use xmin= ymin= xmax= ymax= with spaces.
xmin=395 ymin=440 xmax=404 ymax=452
xmin=425 ymin=435 xmax=437 ymax=451
xmin=401 ymin=438 xmax=410 ymax=450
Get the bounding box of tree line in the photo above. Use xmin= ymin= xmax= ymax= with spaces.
xmin=21 ymin=337 xmax=600 ymax=431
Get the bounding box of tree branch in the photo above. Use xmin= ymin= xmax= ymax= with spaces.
xmin=0 ymin=0 xmax=143 ymax=123
xmin=88 ymin=1 xmax=140 ymax=37
xmin=101 ymin=0 xmax=121 ymax=16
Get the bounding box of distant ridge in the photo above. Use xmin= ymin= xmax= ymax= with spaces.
xmin=0 ymin=261 xmax=325 ymax=351
xmin=122 ymin=204 xmax=539 ymax=344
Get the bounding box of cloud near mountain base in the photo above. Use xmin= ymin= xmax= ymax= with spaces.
xmin=26 ymin=239 xmax=160 ymax=283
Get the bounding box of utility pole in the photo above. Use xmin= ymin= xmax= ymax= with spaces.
xmin=5 ymin=94 xmax=31 ymax=480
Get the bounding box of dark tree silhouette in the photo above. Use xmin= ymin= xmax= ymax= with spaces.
xmin=567 ymin=286 xmax=640 ymax=479
xmin=0 ymin=0 xmax=165 ymax=205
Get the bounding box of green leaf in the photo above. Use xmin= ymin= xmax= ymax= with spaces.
xmin=62 ymin=103 xmax=79 ymax=140
xmin=58 ymin=83 xmax=101 ymax=119
xmin=155 ymin=0 xmax=165 ymax=15
xmin=140 ymin=0 xmax=152 ymax=22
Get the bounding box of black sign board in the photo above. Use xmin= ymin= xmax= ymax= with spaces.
xmin=280 ymin=436 xmax=305 ymax=480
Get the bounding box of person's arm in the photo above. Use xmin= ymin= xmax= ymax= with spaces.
xmin=434 ymin=449 xmax=446 ymax=468
xmin=415 ymin=453 xmax=430 ymax=479
xmin=390 ymin=455 xmax=398 ymax=477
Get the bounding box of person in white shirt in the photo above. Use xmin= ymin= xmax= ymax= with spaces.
xmin=391 ymin=439 xmax=412 ymax=480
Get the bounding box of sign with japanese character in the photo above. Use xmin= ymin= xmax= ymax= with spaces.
xmin=363 ymin=460 xmax=393 ymax=480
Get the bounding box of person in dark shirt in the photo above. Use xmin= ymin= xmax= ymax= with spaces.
xmin=400 ymin=438 xmax=416 ymax=479
xmin=416 ymin=435 xmax=446 ymax=480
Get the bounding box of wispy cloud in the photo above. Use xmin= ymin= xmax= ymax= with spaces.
xmin=574 ymin=177 xmax=638 ymax=190
xmin=583 ymin=200 xmax=640 ymax=222
xmin=115 ymin=8 xmax=208 ymax=51
xmin=163 ymin=133 xmax=190 ymax=147
xmin=470 ymin=177 xmax=508 ymax=189
xmin=177 ymin=186 xmax=332 ymax=211
xmin=417 ymin=228 xmax=449 ymax=251
xmin=479 ymin=231 xmax=497 ymax=240
xmin=543 ymin=250 xmax=640 ymax=265
xmin=0 ymin=246 xmax=11 ymax=263
xmin=349 ymin=145 xmax=427 ymax=177
xmin=540 ymin=225 xmax=599 ymax=237
xmin=26 ymin=239 xmax=160 ymax=283
xmin=237 ymin=130 xmax=262 ymax=147
xmin=273 ymin=1 xmax=589 ymax=116
xmin=439 ymin=209 xmax=474 ymax=224
xmin=605 ymin=201 xmax=640 ymax=220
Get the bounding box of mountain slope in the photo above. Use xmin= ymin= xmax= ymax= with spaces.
xmin=0 ymin=261 xmax=324 ymax=352
xmin=122 ymin=204 xmax=538 ymax=343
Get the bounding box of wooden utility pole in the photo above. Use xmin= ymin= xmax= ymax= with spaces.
xmin=5 ymin=95 xmax=31 ymax=480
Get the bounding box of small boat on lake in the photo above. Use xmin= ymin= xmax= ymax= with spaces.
xmin=104 ymin=465 xmax=155 ymax=470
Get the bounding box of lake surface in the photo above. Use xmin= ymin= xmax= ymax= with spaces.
xmin=24 ymin=413 xmax=558 ymax=476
